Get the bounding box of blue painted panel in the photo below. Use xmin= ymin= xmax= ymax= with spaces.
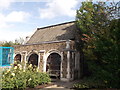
xmin=0 ymin=47 xmax=14 ymax=67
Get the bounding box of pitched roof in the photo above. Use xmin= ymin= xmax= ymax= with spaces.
xmin=27 ymin=21 xmax=76 ymax=44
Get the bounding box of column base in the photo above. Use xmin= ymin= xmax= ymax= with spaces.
xmin=60 ymin=78 xmax=74 ymax=82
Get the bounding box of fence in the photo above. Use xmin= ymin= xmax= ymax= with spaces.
xmin=0 ymin=47 xmax=14 ymax=67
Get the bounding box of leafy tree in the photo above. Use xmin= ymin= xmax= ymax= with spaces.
xmin=14 ymin=37 xmax=26 ymax=45
xmin=0 ymin=41 xmax=14 ymax=47
xmin=76 ymin=1 xmax=120 ymax=88
xmin=0 ymin=37 xmax=26 ymax=47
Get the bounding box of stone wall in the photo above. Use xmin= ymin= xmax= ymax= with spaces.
xmin=14 ymin=40 xmax=80 ymax=81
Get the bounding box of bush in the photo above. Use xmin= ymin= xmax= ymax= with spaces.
xmin=2 ymin=62 xmax=51 ymax=89
xmin=73 ymin=77 xmax=106 ymax=89
xmin=73 ymin=59 xmax=120 ymax=89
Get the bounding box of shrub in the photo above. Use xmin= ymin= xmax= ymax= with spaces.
xmin=73 ymin=77 xmax=106 ymax=89
xmin=2 ymin=62 xmax=51 ymax=89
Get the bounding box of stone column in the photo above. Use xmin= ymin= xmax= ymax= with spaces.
xmin=24 ymin=52 xmax=27 ymax=69
xmin=38 ymin=53 xmax=41 ymax=70
xmin=43 ymin=54 xmax=46 ymax=72
xmin=60 ymin=52 xmax=63 ymax=78
xmin=21 ymin=54 xmax=24 ymax=63
xmin=67 ymin=51 xmax=70 ymax=79
xmin=61 ymin=40 xmax=76 ymax=81
xmin=66 ymin=40 xmax=71 ymax=81
xmin=71 ymin=52 xmax=75 ymax=80
xmin=22 ymin=51 xmax=27 ymax=69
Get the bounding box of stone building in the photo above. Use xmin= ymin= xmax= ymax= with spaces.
xmin=14 ymin=21 xmax=81 ymax=81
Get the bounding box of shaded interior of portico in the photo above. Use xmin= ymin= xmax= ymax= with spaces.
xmin=28 ymin=53 xmax=38 ymax=66
xmin=14 ymin=54 xmax=21 ymax=62
xmin=46 ymin=53 xmax=61 ymax=79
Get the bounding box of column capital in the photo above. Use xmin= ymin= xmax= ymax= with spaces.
xmin=66 ymin=40 xmax=71 ymax=49
xmin=39 ymin=50 xmax=45 ymax=53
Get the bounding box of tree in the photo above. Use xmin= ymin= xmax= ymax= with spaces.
xmin=14 ymin=37 xmax=26 ymax=45
xmin=0 ymin=41 xmax=14 ymax=47
xmin=0 ymin=37 xmax=26 ymax=47
xmin=76 ymin=1 xmax=120 ymax=88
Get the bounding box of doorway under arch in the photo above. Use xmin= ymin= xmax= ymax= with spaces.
xmin=28 ymin=53 xmax=38 ymax=66
xmin=46 ymin=53 xmax=61 ymax=79
xmin=14 ymin=54 xmax=21 ymax=62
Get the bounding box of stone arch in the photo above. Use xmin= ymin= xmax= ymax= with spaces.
xmin=27 ymin=52 xmax=39 ymax=66
xmin=14 ymin=54 xmax=22 ymax=62
xmin=45 ymin=49 xmax=62 ymax=58
xmin=44 ymin=49 xmax=62 ymax=78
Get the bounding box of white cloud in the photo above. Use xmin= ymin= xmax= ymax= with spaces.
xmin=0 ymin=0 xmax=32 ymax=41
xmin=39 ymin=0 xmax=80 ymax=19
xmin=0 ymin=12 xmax=32 ymax=41
xmin=0 ymin=0 xmax=14 ymax=9
xmin=0 ymin=30 xmax=33 ymax=41
xmin=6 ymin=11 xmax=30 ymax=22
xmin=0 ymin=11 xmax=30 ymax=28
xmin=0 ymin=0 xmax=30 ymax=29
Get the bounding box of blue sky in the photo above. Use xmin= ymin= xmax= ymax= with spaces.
xmin=0 ymin=0 xmax=118 ymax=41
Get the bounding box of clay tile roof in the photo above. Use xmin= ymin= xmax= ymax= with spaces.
xmin=27 ymin=21 xmax=76 ymax=44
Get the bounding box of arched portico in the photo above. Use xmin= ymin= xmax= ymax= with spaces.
xmin=28 ymin=53 xmax=39 ymax=66
xmin=47 ymin=53 xmax=61 ymax=78
xmin=14 ymin=54 xmax=21 ymax=62
xmin=43 ymin=50 xmax=62 ymax=79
